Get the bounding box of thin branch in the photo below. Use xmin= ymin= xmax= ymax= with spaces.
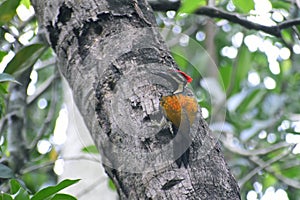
xmin=63 ymin=155 xmax=101 ymax=163
xmin=281 ymin=159 xmax=300 ymax=170
xmin=76 ymin=177 xmax=108 ymax=198
xmin=0 ymin=111 xmax=19 ymax=138
xmin=149 ymin=2 xmax=300 ymax=38
xmin=26 ymin=74 xmax=57 ymax=105
xmin=250 ymin=155 xmax=300 ymax=189
xmin=222 ymin=139 xmax=291 ymax=156
xmin=21 ymin=155 xmax=101 ymax=174
xmin=21 ymin=160 xmax=55 ymax=174
xmin=34 ymin=57 xmax=56 ymax=71
xmin=238 ymin=147 xmax=292 ymax=188
xmin=194 ymin=7 xmax=281 ymax=37
xmin=28 ymin=73 xmax=59 ymax=150
xmin=279 ymin=18 xmax=300 ymax=29
xmin=148 ymin=0 xmax=180 ymax=11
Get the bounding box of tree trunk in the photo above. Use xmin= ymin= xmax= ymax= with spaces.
xmin=31 ymin=0 xmax=240 ymax=199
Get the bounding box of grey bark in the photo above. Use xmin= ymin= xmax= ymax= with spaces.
xmin=31 ymin=0 xmax=240 ymax=199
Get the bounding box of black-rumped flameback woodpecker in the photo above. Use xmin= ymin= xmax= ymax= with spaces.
xmin=157 ymin=70 xmax=198 ymax=168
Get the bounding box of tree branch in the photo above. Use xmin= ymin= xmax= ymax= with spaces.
xmin=63 ymin=155 xmax=101 ymax=163
xmin=238 ymin=148 xmax=292 ymax=188
xmin=76 ymin=177 xmax=107 ymax=198
xmin=28 ymin=73 xmax=60 ymax=150
xmin=149 ymin=1 xmax=300 ymax=38
xmin=222 ymin=140 xmax=292 ymax=156
xmin=26 ymin=74 xmax=57 ymax=105
xmin=21 ymin=160 xmax=55 ymax=174
xmin=251 ymin=155 xmax=300 ymax=189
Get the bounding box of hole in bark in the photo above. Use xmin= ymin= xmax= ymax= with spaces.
xmin=156 ymin=128 xmax=172 ymax=144
xmin=46 ymin=24 xmax=60 ymax=49
xmin=58 ymin=3 xmax=73 ymax=25
xmin=143 ymin=115 xmax=151 ymax=122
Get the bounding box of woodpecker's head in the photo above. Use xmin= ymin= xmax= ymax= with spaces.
xmin=176 ymin=70 xmax=193 ymax=83
xmin=154 ymin=69 xmax=192 ymax=94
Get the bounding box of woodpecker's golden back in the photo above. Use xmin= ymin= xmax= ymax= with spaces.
xmin=160 ymin=94 xmax=198 ymax=128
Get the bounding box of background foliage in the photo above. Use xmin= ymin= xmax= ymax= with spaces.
xmin=0 ymin=0 xmax=299 ymax=199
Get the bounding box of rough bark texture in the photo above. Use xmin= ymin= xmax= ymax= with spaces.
xmin=32 ymin=0 xmax=240 ymax=199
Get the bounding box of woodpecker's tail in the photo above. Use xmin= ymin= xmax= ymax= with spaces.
xmin=175 ymin=145 xmax=190 ymax=168
xmin=172 ymin=124 xmax=191 ymax=168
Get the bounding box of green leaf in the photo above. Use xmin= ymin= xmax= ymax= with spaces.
xmin=0 ymin=193 xmax=13 ymax=200
xmin=172 ymin=51 xmax=189 ymax=68
xmin=219 ymin=65 xmax=232 ymax=93
xmin=271 ymin=0 xmax=290 ymax=10
xmin=0 ymin=94 xmax=5 ymax=117
xmin=14 ymin=188 xmax=29 ymax=200
xmin=0 ymin=163 xmax=14 ymax=179
xmin=81 ymin=145 xmax=99 ymax=154
xmin=263 ymin=173 xmax=277 ymax=188
xmin=235 ymin=44 xmax=251 ymax=92
xmin=20 ymin=0 xmax=30 ymax=9
xmin=0 ymin=51 xmax=8 ymax=63
xmin=4 ymin=44 xmax=46 ymax=76
xmin=178 ymin=0 xmax=206 ymax=15
xmin=237 ymin=88 xmax=266 ymax=113
xmin=0 ymin=73 xmax=21 ymax=84
xmin=232 ymin=0 xmax=254 ymax=13
xmin=51 ymin=193 xmax=77 ymax=200
xmin=10 ymin=179 xmax=22 ymax=194
xmin=0 ymin=0 xmax=20 ymax=25
xmin=281 ymin=29 xmax=292 ymax=44
xmin=31 ymin=179 xmax=80 ymax=200
xmin=281 ymin=59 xmax=292 ymax=75
xmin=0 ymin=82 xmax=8 ymax=94
xmin=282 ymin=166 xmax=300 ymax=178
xmin=108 ymin=179 xmax=116 ymax=191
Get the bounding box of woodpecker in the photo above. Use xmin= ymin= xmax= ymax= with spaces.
xmin=158 ymin=70 xmax=198 ymax=168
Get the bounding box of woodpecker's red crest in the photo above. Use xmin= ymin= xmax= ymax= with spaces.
xmin=176 ymin=70 xmax=193 ymax=83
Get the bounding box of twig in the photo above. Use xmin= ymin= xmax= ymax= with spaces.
xmin=281 ymin=159 xmax=300 ymax=170
xmin=63 ymin=155 xmax=101 ymax=163
xmin=0 ymin=111 xmax=20 ymax=138
xmin=222 ymin=139 xmax=291 ymax=156
xmin=195 ymin=7 xmax=279 ymax=37
xmin=148 ymin=0 xmax=181 ymax=11
xmin=21 ymin=160 xmax=55 ymax=174
xmin=26 ymin=74 xmax=57 ymax=105
xmin=76 ymin=177 xmax=108 ymax=198
xmin=28 ymin=73 xmax=59 ymax=150
xmin=279 ymin=18 xmax=300 ymax=29
xmin=21 ymin=155 xmax=101 ymax=174
xmin=238 ymin=147 xmax=293 ymax=188
xmin=149 ymin=2 xmax=300 ymax=38
xmin=250 ymin=154 xmax=300 ymax=189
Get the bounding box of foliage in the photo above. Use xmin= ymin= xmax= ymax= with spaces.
xmin=0 ymin=73 xmax=20 ymax=117
xmin=178 ymin=0 xmax=206 ymax=16
xmin=0 ymin=179 xmax=79 ymax=200
xmin=0 ymin=0 xmax=78 ymax=199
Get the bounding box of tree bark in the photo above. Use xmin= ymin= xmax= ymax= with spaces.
xmin=32 ymin=0 xmax=240 ymax=199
